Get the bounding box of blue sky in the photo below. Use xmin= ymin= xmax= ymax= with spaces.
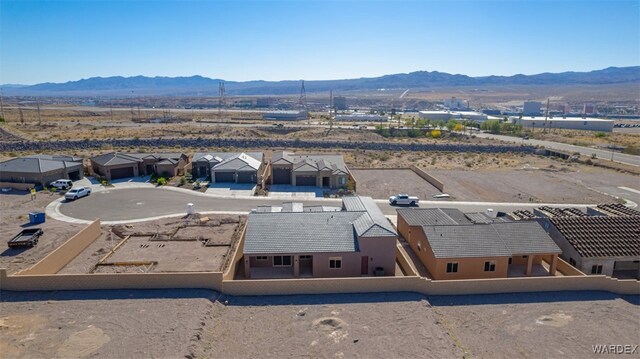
xmin=1 ymin=0 xmax=639 ymax=84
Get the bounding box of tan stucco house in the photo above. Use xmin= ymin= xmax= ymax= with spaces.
xmin=241 ymin=196 xmax=397 ymax=279
xmin=0 ymin=154 xmax=84 ymax=188
xmin=269 ymin=151 xmax=352 ymax=189
xmin=192 ymin=152 xmax=264 ymax=184
xmin=397 ymin=208 xmax=562 ymax=280
xmin=90 ymin=152 xmax=189 ymax=180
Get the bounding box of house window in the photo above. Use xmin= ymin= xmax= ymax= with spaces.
xmin=591 ymin=265 xmax=603 ymax=274
xmin=299 ymin=255 xmax=312 ymax=260
xmin=256 ymin=256 xmax=268 ymax=261
xmin=273 ymin=256 xmax=292 ymax=267
xmin=446 ymin=262 xmax=458 ymax=273
xmin=569 ymin=258 xmax=577 ymax=266
xmin=338 ymin=177 xmax=346 ymax=186
xmin=484 ymin=261 xmax=496 ymax=272
xmin=329 ymin=257 xmax=342 ymax=269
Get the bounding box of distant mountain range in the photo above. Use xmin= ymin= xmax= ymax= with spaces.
xmin=4 ymin=66 xmax=639 ymax=97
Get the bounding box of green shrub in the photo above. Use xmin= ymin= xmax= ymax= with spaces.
xmin=156 ymin=177 xmax=167 ymax=186
xmin=594 ymin=132 xmax=607 ymax=138
xmin=178 ymin=176 xmax=186 ymax=187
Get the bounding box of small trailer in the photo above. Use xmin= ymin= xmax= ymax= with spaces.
xmin=7 ymin=228 xmax=43 ymax=248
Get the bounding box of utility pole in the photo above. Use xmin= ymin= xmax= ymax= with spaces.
xmin=543 ymin=98 xmax=549 ymax=134
xmin=298 ymin=80 xmax=308 ymax=125
xmin=36 ymin=101 xmax=42 ymax=126
xmin=327 ymin=90 xmax=335 ymax=134
xmin=0 ymin=88 xmax=5 ymax=120
xmin=218 ymin=82 xmax=225 ymax=121
xmin=110 ymin=103 xmax=114 ymax=122
xmin=19 ymin=104 xmax=24 ymax=124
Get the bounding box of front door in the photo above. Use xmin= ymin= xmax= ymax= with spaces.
xmin=361 ymin=256 xmax=369 ymax=275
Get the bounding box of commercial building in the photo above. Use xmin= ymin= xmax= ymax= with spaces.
xmin=418 ymin=110 xmax=489 ymax=123
xmin=510 ymin=116 xmax=614 ymax=132
xmin=269 ymin=151 xmax=352 ymax=189
xmin=90 ymin=152 xmax=190 ymax=180
xmin=544 ymin=216 xmax=640 ymax=279
xmin=192 ymin=152 xmax=264 ymax=184
xmin=261 ymin=110 xmax=308 ymax=121
xmin=397 ymin=208 xmax=562 ymax=280
xmin=523 ymin=101 xmax=542 ymax=116
xmin=443 ymin=97 xmax=468 ymax=110
xmin=241 ymin=196 xmax=397 ymax=279
xmin=0 ymin=154 xmax=84 ymax=188
xmin=335 ymin=113 xmax=388 ymax=122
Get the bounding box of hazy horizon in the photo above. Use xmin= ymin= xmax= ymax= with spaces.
xmin=2 ymin=0 xmax=639 ymax=85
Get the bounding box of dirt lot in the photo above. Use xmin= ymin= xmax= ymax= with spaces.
xmin=430 ymin=164 xmax=635 ymax=203
xmin=58 ymin=216 xmax=243 ymax=274
xmin=351 ymin=169 xmax=442 ymax=199
xmin=0 ymin=289 xmax=217 ymax=358
xmin=430 ymin=291 xmax=640 ymax=358
xmin=1 ymin=290 xmax=637 ymax=358
xmin=0 ymin=191 xmax=85 ymax=274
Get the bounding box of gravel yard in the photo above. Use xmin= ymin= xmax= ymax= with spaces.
xmin=351 ymin=169 xmax=442 ymax=200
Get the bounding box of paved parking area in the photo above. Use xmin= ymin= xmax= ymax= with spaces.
xmin=205 ymin=183 xmax=256 ymax=197
xmin=267 ymin=185 xmax=325 ymax=199
xmin=351 ymin=169 xmax=442 ymax=200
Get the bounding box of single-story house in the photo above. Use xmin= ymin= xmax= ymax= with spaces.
xmin=0 ymin=154 xmax=84 ymax=188
xmin=90 ymin=152 xmax=189 ymax=180
xmin=544 ymin=216 xmax=640 ymax=279
xmin=241 ymin=196 xmax=397 ymax=279
xmin=270 ymin=151 xmax=352 ymax=189
xmin=192 ymin=152 xmax=264 ymax=184
xmin=397 ymin=208 xmax=562 ymax=279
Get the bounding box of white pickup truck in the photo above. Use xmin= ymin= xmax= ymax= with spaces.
xmin=388 ymin=194 xmax=419 ymax=206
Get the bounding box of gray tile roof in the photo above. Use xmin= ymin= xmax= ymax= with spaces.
xmin=194 ymin=152 xmax=263 ymax=164
xmin=421 ymin=222 xmax=561 ymax=258
xmin=27 ymin=154 xmax=82 ymax=162
xmin=212 ymin=153 xmax=262 ymax=172
xmin=0 ymin=157 xmax=82 ymax=174
xmin=271 ymin=151 xmax=348 ymax=175
xmin=493 ymin=222 xmax=561 ymax=255
xmin=244 ymin=212 xmax=363 ymax=254
xmin=90 ymin=152 xmax=142 ymax=166
xmin=397 ymin=208 xmax=461 ymax=226
xmin=244 ymin=196 xmax=396 ymax=254
xmin=423 ymin=225 xmax=512 ymax=258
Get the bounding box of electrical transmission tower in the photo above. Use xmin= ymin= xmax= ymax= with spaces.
xmin=36 ymin=101 xmax=42 ymax=126
xmin=298 ymin=80 xmax=309 ymax=124
xmin=218 ymin=82 xmax=225 ymax=121
xmin=0 ymin=88 xmax=5 ymax=120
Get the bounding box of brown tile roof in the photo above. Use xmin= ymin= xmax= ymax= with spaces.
xmin=536 ymin=206 xmax=587 ymax=218
xmin=550 ymin=216 xmax=640 ymax=258
xmin=596 ymin=203 xmax=640 ymax=217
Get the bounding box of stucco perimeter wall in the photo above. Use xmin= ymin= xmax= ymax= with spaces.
xmin=17 ymin=219 xmax=101 ymax=275
xmin=410 ymin=166 xmax=444 ymax=192
xmin=0 ymin=182 xmax=34 ymax=190
xmin=0 ymin=269 xmax=222 ymax=291
xmin=221 ymin=275 xmax=639 ymax=296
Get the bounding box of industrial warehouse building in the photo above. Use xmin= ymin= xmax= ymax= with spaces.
xmin=192 ymin=152 xmax=264 ymax=184
xmin=418 ymin=110 xmax=490 ymax=123
xmin=269 ymin=151 xmax=352 ymax=189
xmin=335 ymin=113 xmax=388 ymax=122
xmin=511 ymin=116 xmax=614 ymax=132
xmin=261 ymin=110 xmax=308 ymax=121
xmin=0 ymin=154 xmax=84 ymax=188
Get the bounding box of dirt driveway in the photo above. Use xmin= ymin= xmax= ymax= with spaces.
xmin=351 ymin=169 xmax=442 ymax=200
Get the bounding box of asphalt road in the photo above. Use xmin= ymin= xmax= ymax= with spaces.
xmin=58 ymin=188 xmax=598 ymax=222
xmin=475 ymin=132 xmax=640 ymax=167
